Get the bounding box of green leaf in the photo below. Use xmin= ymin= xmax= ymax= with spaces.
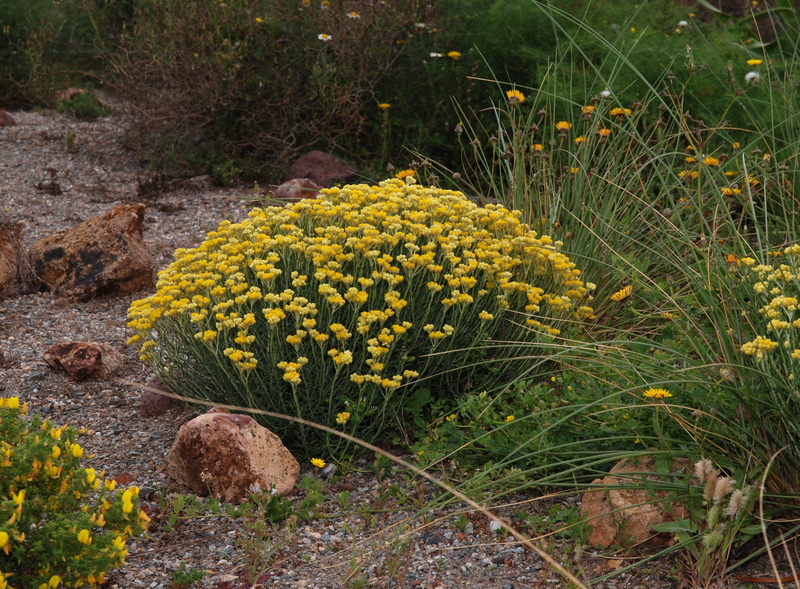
xmin=651 ymin=518 xmax=698 ymax=534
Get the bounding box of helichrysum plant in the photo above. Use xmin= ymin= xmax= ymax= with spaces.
xmin=0 ymin=397 xmax=149 ymax=589
xmin=127 ymin=178 xmax=593 ymax=454
xmin=733 ymin=244 xmax=800 ymax=491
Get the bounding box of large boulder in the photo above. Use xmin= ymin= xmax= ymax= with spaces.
xmin=27 ymin=203 xmax=154 ymax=300
xmin=165 ymin=408 xmax=299 ymax=504
xmin=0 ymin=221 xmax=22 ymax=297
xmin=580 ymin=456 xmax=691 ymax=548
xmin=286 ymin=151 xmax=356 ymax=187
xmin=43 ymin=341 xmax=126 ymax=381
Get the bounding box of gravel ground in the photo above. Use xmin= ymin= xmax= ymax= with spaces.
xmin=0 ymin=110 xmax=781 ymax=588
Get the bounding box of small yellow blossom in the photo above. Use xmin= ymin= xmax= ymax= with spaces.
xmin=311 ymin=458 xmax=326 ymax=468
xmin=643 ymin=387 xmax=672 ymax=399
xmin=555 ymin=121 xmax=572 ymax=133
xmin=77 ymin=529 xmax=92 ymax=545
xmin=747 ymin=59 xmax=763 ymax=66
xmin=506 ymin=89 xmax=525 ymax=103
xmin=378 ymin=102 xmax=391 ymax=109
xmin=504 ymin=415 xmax=515 ymax=423
xmin=610 ymin=285 xmax=633 ymax=302
xmin=336 ymin=412 xmax=351 ymax=425
xmin=447 ymin=51 xmax=462 ymax=60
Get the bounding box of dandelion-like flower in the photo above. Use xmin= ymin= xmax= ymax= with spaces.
xmin=378 ymin=102 xmax=391 ymax=110
xmin=317 ymin=33 xmax=332 ymax=42
xmin=311 ymin=458 xmax=326 ymax=468
xmin=643 ymin=387 xmax=672 ymax=399
xmin=506 ymin=89 xmax=525 ymax=104
xmin=336 ymin=412 xmax=351 ymax=424
xmin=347 ymin=11 xmax=360 ymax=18
xmin=447 ymin=51 xmax=462 ymax=60
xmin=610 ymin=285 xmax=633 ymax=302
xmin=746 ymin=58 xmax=763 ymax=66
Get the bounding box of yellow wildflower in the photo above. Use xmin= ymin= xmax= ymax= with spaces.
xmin=643 ymin=388 xmax=672 ymax=399
xmin=311 ymin=458 xmax=326 ymax=468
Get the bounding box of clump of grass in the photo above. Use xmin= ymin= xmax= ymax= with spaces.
xmin=414 ymin=2 xmax=800 ymax=585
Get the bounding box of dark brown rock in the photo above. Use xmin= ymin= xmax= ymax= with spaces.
xmin=272 ymin=178 xmax=321 ymax=202
xmin=43 ymin=341 xmax=125 ymax=381
xmin=26 ymin=203 xmax=154 ymax=300
xmin=165 ymin=409 xmax=299 ymax=504
xmin=286 ymin=151 xmax=356 ymax=187
xmin=0 ymin=221 xmax=22 ymax=297
xmin=139 ymin=376 xmax=186 ymax=418
xmin=580 ymin=456 xmax=691 ymax=548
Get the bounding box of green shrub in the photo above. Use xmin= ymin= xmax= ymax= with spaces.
xmin=109 ymin=0 xmax=443 ymax=179
xmin=0 ymin=0 xmax=122 ymax=107
xmin=56 ymin=91 xmax=110 ymax=120
xmin=127 ymin=178 xmax=594 ymax=456
xmin=0 ymin=397 xmax=149 ymax=589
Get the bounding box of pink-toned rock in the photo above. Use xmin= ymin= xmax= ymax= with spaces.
xmin=272 ymin=178 xmax=321 ymax=202
xmin=139 ymin=376 xmax=186 ymax=418
xmin=43 ymin=341 xmax=125 ymax=381
xmin=286 ymin=151 xmax=356 ymax=187
xmin=54 ymin=87 xmax=86 ymax=102
xmin=0 ymin=111 xmax=15 ymax=126
xmin=27 ymin=203 xmax=154 ymax=300
xmin=581 ymin=456 xmax=691 ymax=548
xmin=0 ymin=221 xmax=21 ymax=297
xmin=165 ymin=409 xmax=299 ymax=503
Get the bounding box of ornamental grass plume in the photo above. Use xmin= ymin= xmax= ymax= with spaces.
xmin=127 ymin=179 xmax=593 ymax=455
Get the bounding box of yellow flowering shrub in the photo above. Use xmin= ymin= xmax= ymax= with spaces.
xmin=0 ymin=398 xmax=148 ymax=589
xmin=127 ymin=179 xmax=593 ymax=453
xmin=739 ymin=244 xmax=800 ymax=373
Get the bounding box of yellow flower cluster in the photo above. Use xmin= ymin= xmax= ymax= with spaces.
xmin=739 ymin=244 xmax=800 ymax=363
xmin=126 ymin=180 xmax=592 ymax=449
xmin=129 ymin=178 xmax=590 ymax=353
xmin=1 ymin=400 xmax=149 ymax=588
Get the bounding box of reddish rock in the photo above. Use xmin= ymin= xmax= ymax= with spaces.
xmin=165 ymin=409 xmax=299 ymax=504
xmin=54 ymin=87 xmax=86 ymax=102
xmin=43 ymin=341 xmax=125 ymax=381
xmin=272 ymin=178 xmax=321 ymax=202
xmin=0 ymin=111 xmax=15 ymax=126
xmin=0 ymin=221 xmax=22 ymax=297
xmin=139 ymin=376 xmax=186 ymax=418
xmin=286 ymin=151 xmax=356 ymax=187
xmin=27 ymin=203 xmax=154 ymax=300
xmin=580 ymin=456 xmax=691 ymax=548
